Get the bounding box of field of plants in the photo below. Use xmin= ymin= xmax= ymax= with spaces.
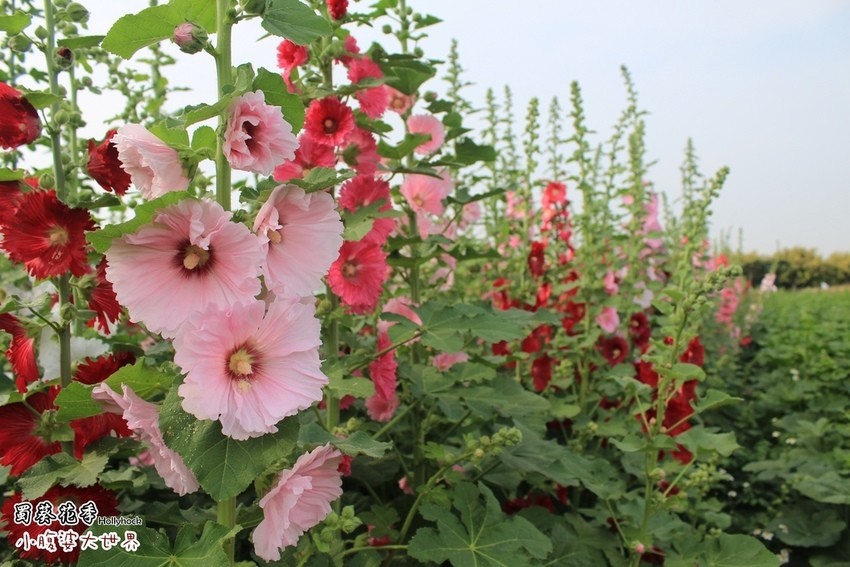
xmin=0 ymin=1 xmax=846 ymax=566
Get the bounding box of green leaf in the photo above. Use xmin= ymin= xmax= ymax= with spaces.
xmin=57 ymin=35 xmax=105 ymax=48
xmin=56 ymin=360 xmax=176 ymax=421
xmin=379 ymin=56 xmax=436 ymax=95
xmin=149 ymin=120 xmax=191 ymax=149
xmin=20 ymin=90 xmax=62 ymax=109
xmin=377 ymin=133 xmax=430 ymax=160
xmin=87 ymin=192 xmax=191 ymax=253
xmin=0 ymin=11 xmax=30 ymax=34
xmin=191 ymin=125 xmax=217 ymax=155
xmin=159 ymin=384 xmax=299 ymax=501
xmin=453 ymin=138 xmax=496 ymax=165
xmin=459 ymin=376 xmax=550 ymax=420
xmin=693 ymin=389 xmax=742 ymax=415
xmin=288 ymin=167 xmax=353 ymax=193
xmin=75 ymin=194 xmax=122 ymax=210
xmin=298 ymin=423 xmax=391 ymax=458
xmin=18 ymin=450 xmax=110 ymax=500
xmin=702 ymin=534 xmax=780 ymax=567
xmin=342 ymin=201 xmax=400 ymax=241
xmin=327 ymin=372 xmax=375 ymax=399
xmin=669 ymin=362 xmax=706 ymax=381
xmin=768 ymin=502 xmax=846 ymax=547
xmin=796 ymin=471 xmax=850 ymax=504
xmin=676 ymin=426 xmax=740 ymax=458
xmin=102 ymin=0 xmax=216 ymax=59
xmin=78 ymin=521 xmax=234 ymax=566
xmin=408 ymin=482 xmax=552 ymax=567
xmin=253 ymin=68 xmax=305 ymax=132
xmin=0 ymin=168 xmax=24 ymax=181
xmin=261 ymin=0 xmax=333 ymax=45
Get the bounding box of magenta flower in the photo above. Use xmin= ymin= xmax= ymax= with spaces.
xmin=224 ymin=91 xmax=299 ymax=176
xmin=174 ymin=299 xmax=327 ymax=440
xmin=596 ymin=306 xmax=620 ymax=334
xmin=327 ymin=240 xmax=388 ymax=314
xmin=92 ymin=384 xmax=198 ymax=495
xmin=112 ymin=124 xmax=190 ymax=199
xmin=406 ymin=114 xmax=445 ymax=155
xmin=105 ymin=198 xmax=264 ymax=338
xmin=365 ymin=331 xmax=399 ymax=422
xmin=253 ymin=184 xmax=343 ymax=298
xmin=253 ymin=444 xmax=343 ymax=561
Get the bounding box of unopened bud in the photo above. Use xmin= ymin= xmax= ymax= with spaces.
xmin=66 ymin=2 xmax=89 ymax=23
xmin=382 ymin=24 xmax=392 ymax=34
xmin=172 ymin=22 xmax=208 ymax=55
xmin=8 ymin=34 xmax=32 ymax=53
xmin=35 ymin=26 xmax=48 ymax=40
xmin=39 ymin=173 xmax=55 ymax=189
xmin=53 ymin=109 xmax=70 ymax=125
xmin=240 ymin=0 xmax=266 ymax=14
xmin=55 ymin=47 xmax=73 ymax=70
xmin=634 ymin=542 xmax=646 ymax=554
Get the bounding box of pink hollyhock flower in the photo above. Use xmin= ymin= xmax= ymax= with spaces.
xmin=92 ymin=383 xmax=199 ymax=495
xmin=253 ymin=444 xmax=343 ymax=561
xmin=328 ymin=240 xmax=388 ymax=314
xmin=224 ymin=91 xmax=298 ymax=176
xmin=174 ymin=299 xmax=327 ymax=440
xmin=596 ymin=306 xmax=620 ymax=334
xmin=459 ymin=201 xmax=482 ymax=230
xmin=603 ymin=270 xmax=619 ymax=295
xmin=386 ymin=86 xmax=414 ymax=114
xmin=253 ymin=185 xmax=343 ymax=298
xmin=400 ymin=171 xmax=453 ymax=216
xmin=326 ymin=0 xmax=347 ymax=19
xmin=105 ymin=198 xmax=263 ymax=338
xmin=366 ymin=331 xmax=399 ymax=422
xmin=338 ymin=175 xmax=394 ymax=245
xmin=377 ymin=296 xmax=421 ymax=335
xmin=304 ymin=96 xmax=354 ymax=147
xmin=273 ymin=134 xmax=336 ymax=182
xmin=342 ymin=128 xmax=380 ymax=175
xmin=113 ymin=124 xmax=190 ymax=199
xmin=433 ymin=351 xmax=469 ymax=372
xmin=406 ymin=114 xmax=445 ymax=155
xmin=348 ymin=58 xmax=388 ymax=119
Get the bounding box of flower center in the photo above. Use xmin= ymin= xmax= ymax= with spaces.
xmin=323 ymin=118 xmax=338 ymax=134
xmin=182 ymin=245 xmax=211 ymax=270
xmin=392 ymin=98 xmax=405 ymax=110
xmin=267 ymin=228 xmax=282 ymax=244
xmin=243 ymin=121 xmax=258 ymax=152
xmin=412 ymin=194 xmax=424 ymax=207
xmin=47 ymin=226 xmax=69 ymax=246
xmin=342 ymin=260 xmax=359 ymax=279
xmin=228 ymin=348 xmax=254 ymax=377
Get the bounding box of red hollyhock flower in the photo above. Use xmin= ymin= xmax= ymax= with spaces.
xmin=348 ymin=58 xmax=388 ymax=118
xmin=527 ymin=241 xmax=546 ymax=278
xmin=327 ymin=240 xmax=388 ymax=314
xmin=598 ymin=335 xmax=629 ymax=366
xmin=70 ymin=352 xmax=135 ymax=458
xmin=342 ymin=127 xmax=380 ymax=175
xmin=326 ymin=0 xmax=348 ymax=19
xmin=277 ymin=39 xmax=308 ymax=92
xmin=0 ymin=82 xmax=40 ymax=149
xmin=338 ymin=175 xmax=394 ymax=245
xmin=365 ymin=331 xmax=399 ymax=422
xmin=303 ymin=96 xmax=355 ymax=147
xmin=273 ymin=134 xmax=336 ymax=182
xmin=0 ymin=314 xmax=39 ymax=392
xmin=0 ymin=388 xmax=61 ymax=476
xmin=0 ymin=190 xmax=95 ymax=279
xmin=629 ymin=312 xmax=651 ymax=352
xmin=634 ymin=360 xmax=659 ymax=388
xmin=560 ymin=301 xmax=585 ymax=335
xmin=521 ymin=324 xmax=552 ymax=354
xmin=531 ymin=354 xmax=554 ymax=392
xmin=0 ymin=180 xmax=25 ymax=225
xmin=679 ymin=336 xmax=705 ymax=367
xmin=86 ymin=129 xmax=132 ymax=195
xmin=542 ymin=181 xmax=567 ymax=209
xmin=2 ymin=484 xmax=119 ymax=565
xmin=87 ymin=258 xmax=123 ymax=332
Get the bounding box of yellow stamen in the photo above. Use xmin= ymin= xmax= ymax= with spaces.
xmin=267 ymin=228 xmax=282 ymax=244
xmin=47 ymin=226 xmax=69 ymax=246
xmin=183 ymin=245 xmax=210 ymax=270
xmin=228 ymin=349 xmax=254 ymax=377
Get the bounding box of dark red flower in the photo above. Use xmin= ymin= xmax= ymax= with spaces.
xmin=679 ymin=336 xmax=704 ymax=367
xmin=0 ymin=388 xmax=61 ymax=476
xmin=1 ymin=484 xmax=119 ymax=565
xmin=0 ymin=314 xmax=39 ymax=392
xmin=0 ymin=190 xmax=95 ymax=279
xmin=86 ymin=130 xmax=131 ymax=195
xmin=70 ymin=352 xmax=135 ymax=458
xmin=326 ymin=0 xmax=348 ymax=19
xmin=527 ymin=241 xmax=546 ymax=278
xmin=521 ymin=324 xmax=552 ymax=354
xmin=503 ymin=492 xmax=556 ymax=515
xmin=634 ymin=360 xmax=659 ymax=388
xmin=560 ymin=301 xmax=585 ymax=335
xmin=531 ymin=354 xmax=554 ymax=392
xmin=303 ymin=96 xmax=354 ymax=147
xmin=0 ymin=82 xmax=40 ymax=149
xmin=87 ymin=258 xmax=123 ymax=333
xmin=629 ymin=312 xmax=651 ymax=352
xmin=598 ymin=335 xmax=629 ymax=366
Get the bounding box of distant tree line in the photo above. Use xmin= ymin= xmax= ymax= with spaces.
xmin=734 ymin=248 xmax=850 ymax=289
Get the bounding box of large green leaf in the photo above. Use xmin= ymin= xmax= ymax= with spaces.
xmin=379 ymin=55 xmax=436 ymax=95
xmin=253 ymin=68 xmax=305 ymax=132
xmin=0 ymin=11 xmax=30 ymax=34
xmin=87 ymin=192 xmax=191 ymax=254
xmin=261 ymin=0 xmax=332 ymax=45
xmin=159 ymin=384 xmax=299 ymax=501
xmin=702 ymin=534 xmax=780 ymax=567
xmin=408 ymin=482 xmax=551 ymax=567
xmin=78 ymin=522 xmax=235 ymax=566
xmin=102 ymin=0 xmax=216 ymax=59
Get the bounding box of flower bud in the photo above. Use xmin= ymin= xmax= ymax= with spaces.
xmin=39 ymin=173 xmax=55 ymax=189
xmin=35 ymin=26 xmax=48 ymax=40
xmin=171 ymin=22 xmax=208 ymax=55
xmin=381 ymin=24 xmax=392 ymax=34
xmin=53 ymin=109 xmax=70 ymax=125
xmin=66 ymin=2 xmax=89 ymax=23
xmin=240 ymin=0 xmax=266 ymax=15
xmin=54 ymin=47 xmax=73 ymax=70
xmin=8 ymin=34 xmax=32 ymax=52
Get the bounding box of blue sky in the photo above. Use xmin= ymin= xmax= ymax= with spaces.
xmin=87 ymin=1 xmax=850 ymax=254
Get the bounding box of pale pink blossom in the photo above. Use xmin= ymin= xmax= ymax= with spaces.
xmin=603 ymin=270 xmax=619 ymax=296
xmin=92 ymin=384 xmax=198 ymax=495
xmin=377 ymin=296 xmax=421 ymax=335
xmin=105 ymin=198 xmax=264 ymax=338
xmin=433 ymin=351 xmax=469 ymax=371
xmin=174 ymin=299 xmax=327 ymax=440
xmin=398 ymin=475 xmax=413 ymax=495
xmin=406 ymin=114 xmax=445 ymax=155
xmin=254 ymin=185 xmax=343 ymax=298
xmin=224 ymin=91 xmax=298 ymax=175
xmin=254 ymin=444 xmax=343 ymax=561
xmin=113 ymin=124 xmax=190 ymax=199
xmin=386 ymin=86 xmax=414 ymax=114
xmin=400 ymin=170 xmax=453 ymax=216
xmin=596 ymin=307 xmax=620 ymax=334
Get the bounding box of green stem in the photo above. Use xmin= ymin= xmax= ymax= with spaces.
xmin=217 ymin=497 xmax=236 ymax=561
xmin=342 ymin=544 xmax=407 ymax=558
xmin=215 ymin=0 xmax=233 ymax=211
xmin=372 ymin=398 xmax=420 ymax=440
